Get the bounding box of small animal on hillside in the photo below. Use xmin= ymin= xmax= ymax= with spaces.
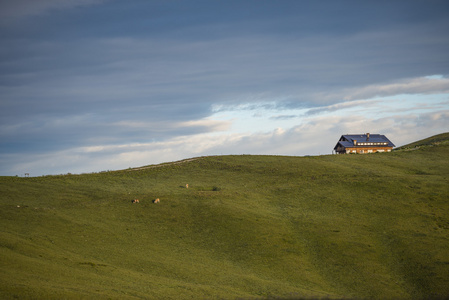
xmin=186 ymin=184 xmax=189 ymax=189
xmin=132 ymin=199 xmax=139 ymax=203
xmin=153 ymin=198 xmax=160 ymax=204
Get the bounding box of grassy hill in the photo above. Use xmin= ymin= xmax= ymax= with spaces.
xmin=395 ymin=132 xmax=449 ymax=151
xmin=1 ymin=133 xmax=449 ymax=299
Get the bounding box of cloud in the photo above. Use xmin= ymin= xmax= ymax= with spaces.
xmin=5 ymin=107 xmax=447 ymax=176
xmin=179 ymin=119 xmax=231 ymax=132
xmin=305 ymin=99 xmax=382 ymax=116
xmin=112 ymin=118 xmax=230 ymax=132
xmin=3 ymin=24 xmax=448 ymax=121
xmin=270 ymin=115 xmax=298 ymax=120
xmin=0 ymin=0 xmax=106 ymax=19
xmin=340 ymin=76 xmax=449 ymax=101
xmin=0 ymin=111 xmax=231 ymax=156
xmin=301 ymin=76 xmax=449 ymax=116
xmin=1 ymin=1 xmax=449 ymax=175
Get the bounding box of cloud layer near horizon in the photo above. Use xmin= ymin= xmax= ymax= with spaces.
xmin=1 ymin=0 xmax=449 ymax=175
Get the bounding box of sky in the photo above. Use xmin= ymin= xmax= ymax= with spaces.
xmin=1 ymin=0 xmax=449 ymax=176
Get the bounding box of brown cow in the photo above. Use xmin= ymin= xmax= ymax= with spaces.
xmin=153 ymin=198 xmax=160 ymax=204
xmin=132 ymin=199 xmax=139 ymax=203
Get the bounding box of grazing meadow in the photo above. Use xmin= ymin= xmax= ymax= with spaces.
xmin=1 ymin=133 xmax=449 ymax=299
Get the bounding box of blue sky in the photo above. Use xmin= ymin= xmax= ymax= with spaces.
xmin=1 ymin=0 xmax=449 ymax=176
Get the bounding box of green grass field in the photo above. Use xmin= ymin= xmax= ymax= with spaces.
xmin=1 ymin=133 xmax=449 ymax=299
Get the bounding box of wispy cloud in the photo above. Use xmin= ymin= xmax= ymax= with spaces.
xmin=341 ymin=76 xmax=449 ymax=101
xmin=305 ymin=99 xmax=382 ymax=116
xmin=270 ymin=115 xmax=298 ymax=120
xmin=306 ymin=76 xmax=449 ymax=106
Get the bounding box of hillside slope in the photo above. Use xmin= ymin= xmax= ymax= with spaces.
xmin=395 ymin=132 xmax=449 ymax=150
xmin=1 ymin=135 xmax=449 ymax=299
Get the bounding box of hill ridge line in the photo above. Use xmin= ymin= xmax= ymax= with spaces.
xmin=126 ymin=157 xmax=204 ymax=171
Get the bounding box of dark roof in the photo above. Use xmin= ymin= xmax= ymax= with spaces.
xmin=334 ymin=134 xmax=395 ymax=150
xmin=336 ymin=141 xmax=354 ymax=148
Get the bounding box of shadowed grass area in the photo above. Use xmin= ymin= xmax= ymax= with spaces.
xmin=1 ymin=133 xmax=449 ymax=299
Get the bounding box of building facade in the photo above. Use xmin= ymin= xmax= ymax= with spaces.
xmin=333 ymin=133 xmax=395 ymax=154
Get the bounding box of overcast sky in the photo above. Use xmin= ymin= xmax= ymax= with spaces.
xmin=1 ymin=0 xmax=449 ymax=176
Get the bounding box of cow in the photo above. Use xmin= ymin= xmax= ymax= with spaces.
xmin=132 ymin=199 xmax=139 ymax=203
xmin=186 ymin=184 xmax=189 ymax=189
xmin=153 ymin=198 xmax=160 ymax=204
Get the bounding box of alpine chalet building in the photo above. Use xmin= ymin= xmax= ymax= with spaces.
xmin=334 ymin=133 xmax=395 ymax=154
